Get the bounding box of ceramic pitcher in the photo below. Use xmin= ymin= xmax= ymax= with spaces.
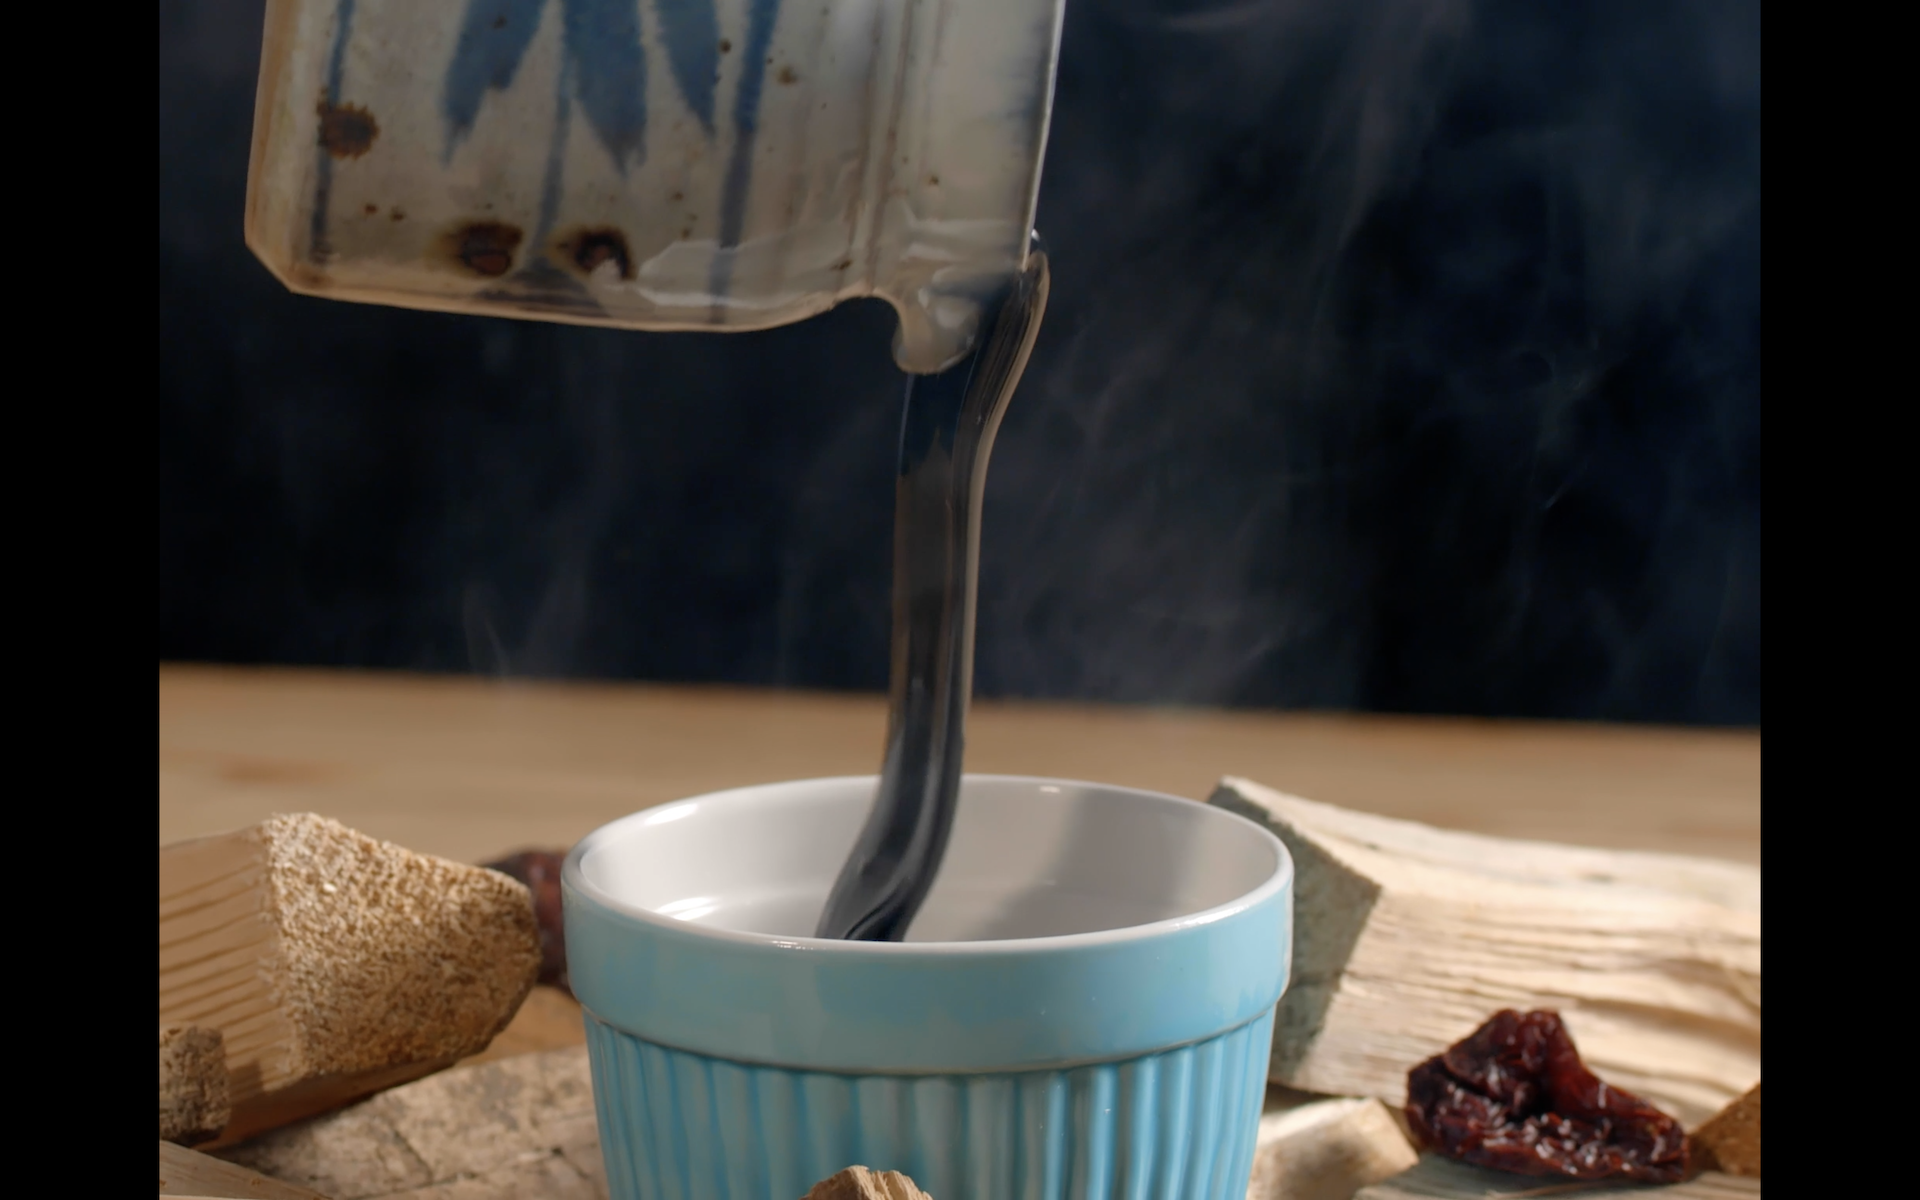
xmin=244 ymin=0 xmax=1066 ymax=373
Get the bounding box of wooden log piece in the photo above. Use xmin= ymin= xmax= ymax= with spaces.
xmin=160 ymin=813 xmax=541 ymax=1147
xmin=1691 ymin=1083 xmax=1760 ymax=1177
xmin=1208 ymin=778 xmax=1760 ymax=1127
xmin=162 ymin=1024 xmax=231 ymax=1146
xmin=160 ymin=1139 xmax=330 ymax=1199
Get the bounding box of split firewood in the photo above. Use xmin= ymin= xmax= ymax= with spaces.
xmin=454 ymin=984 xmax=587 ymax=1066
xmin=1247 ymin=1093 xmax=1420 ymax=1200
xmin=804 ymin=1167 xmax=935 ymax=1200
xmin=162 ymin=1024 xmax=231 ymax=1146
xmin=1354 ymin=1156 xmax=1760 ymax=1198
xmin=160 ymin=1139 xmax=330 ymax=1199
xmin=1691 ymin=1083 xmax=1760 ymax=1177
xmin=215 ymin=1045 xmax=603 ymax=1200
xmin=1207 ymin=778 xmax=1760 ymax=1127
xmin=160 ymin=813 xmax=542 ymax=1147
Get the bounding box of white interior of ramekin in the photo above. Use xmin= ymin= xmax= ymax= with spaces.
xmin=574 ymin=775 xmax=1285 ymax=949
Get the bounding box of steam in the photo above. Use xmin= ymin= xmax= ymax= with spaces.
xmin=967 ymin=0 xmax=1760 ymax=718
xmin=973 ymin=0 xmax=1477 ymax=706
xmin=157 ymin=0 xmax=1759 ymax=723
xmin=457 ymin=327 xmax=625 ymax=679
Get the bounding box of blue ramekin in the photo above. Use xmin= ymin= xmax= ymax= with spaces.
xmin=563 ymin=775 xmax=1293 ymax=1198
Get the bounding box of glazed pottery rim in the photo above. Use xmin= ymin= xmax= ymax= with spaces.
xmin=562 ymin=773 xmax=1292 ymax=956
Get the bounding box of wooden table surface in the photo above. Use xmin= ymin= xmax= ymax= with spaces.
xmin=159 ymin=664 xmax=1760 ymax=866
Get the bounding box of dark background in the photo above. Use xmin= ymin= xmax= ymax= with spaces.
xmin=159 ymin=0 xmax=1761 ymax=725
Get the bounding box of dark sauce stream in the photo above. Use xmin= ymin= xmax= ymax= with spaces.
xmin=812 ymin=247 xmax=1051 ymax=941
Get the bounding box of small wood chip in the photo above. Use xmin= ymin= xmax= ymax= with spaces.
xmin=162 ymin=1024 xmax=231 ymax=1146
xmin=160 ymin=1139 xmax=330 ymax=1199
xmin=1248 ymin=1094 xmax=1420 ymax=1199
xmin=803 ymin=1166 xmax=935 ymax=1200
xmin=1691 ymin=1083 xmax=1759 ymax=1177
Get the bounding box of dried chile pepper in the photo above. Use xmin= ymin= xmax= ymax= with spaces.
xmin=483 ymin=849 xmax=570 ymax=993
xmin=1406 ymin=1009 xmax=1689 ymax=1183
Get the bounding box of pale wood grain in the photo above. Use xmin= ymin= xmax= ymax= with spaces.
xmin=1214 ymin=778 xmax=1760 ymax=1128
xmin=1247 ymin=1095 xmax=1420 ymax=1200
xmin=158 ymin=666 xmax=1759 ymax=866
xmin=218 ymin=1047 xmax=604 ymax=1200
xmin=161 ymin=1139 xmax=331 ymax=1199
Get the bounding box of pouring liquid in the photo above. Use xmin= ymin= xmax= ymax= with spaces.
xmin=813 ymin=247 xmax=1051 ymax=941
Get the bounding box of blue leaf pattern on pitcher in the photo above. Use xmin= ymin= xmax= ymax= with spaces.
xmin=442 ymin=0 xmax=732 ymax=166
xmin=654 ymin=0 xmax=720 ymax=132
xmin=561 ymin=0 xmax=649 ymax=170
xmin=432 ymin=0 xmax=779 ymax=297
xmin=442 ymin=0 xmax=549 ymax=161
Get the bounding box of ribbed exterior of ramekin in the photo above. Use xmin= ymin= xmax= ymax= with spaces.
xmin=583 ymin=1007 xmax=1275 ymax=1200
